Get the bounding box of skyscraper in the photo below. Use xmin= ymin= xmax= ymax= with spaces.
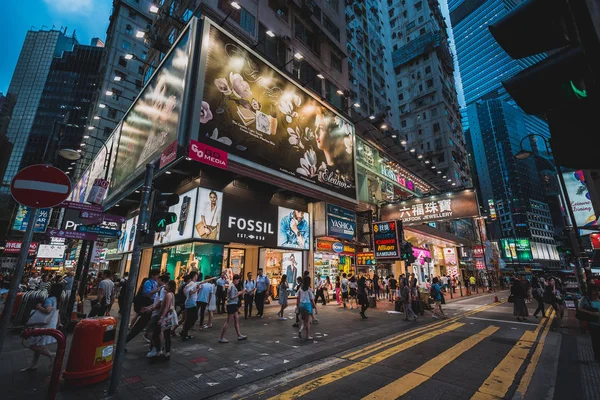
xmin=0 ymin=28 xmax=104 ymax=240
xmin=466 ymin=99 xmax=559 ymax=268
xmin=449 ymin=0 xmax=550 ymax=141
xmin=0 ymin=28 xmax=77 ymax=187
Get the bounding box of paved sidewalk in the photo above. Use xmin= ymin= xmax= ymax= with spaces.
xmin=0 ymin=292 xmax=507 ymax=400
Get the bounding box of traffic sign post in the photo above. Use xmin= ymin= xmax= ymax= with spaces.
xmin=10 ymin=164 xmax=72 ymax=208
xmin=0 ymin=208 xmax=39 ymax=355
xmin=61 ymin=201 xmax=103 ymax=213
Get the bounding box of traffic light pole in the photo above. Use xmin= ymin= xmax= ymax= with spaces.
xmin=109 ymin=163 xmax=154 ymax=395
xmin=0 ymin=208 xmax=39 ymax=355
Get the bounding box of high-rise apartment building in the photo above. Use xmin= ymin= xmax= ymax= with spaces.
xmin=78 ymin=0 xmax=154 ymax=177
xmin=384 ymin=0 xmax=471 ymax=190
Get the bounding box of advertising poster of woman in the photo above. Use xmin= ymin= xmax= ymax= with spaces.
xmin=198 ymin=24 xmax=356 ymax=200
xmin=194 ymin=188 xmax=223 ymax=240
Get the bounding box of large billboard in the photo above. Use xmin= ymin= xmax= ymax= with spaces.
xmin=380 ymin=189 xmax=480 ymax=225
xmin=198 ymin=23 xmax=356 ymax=201
xmin=500 ymin=238 xmax=533 ymax=262
xmin=110 ymin=27 xmax=191 ymax=194
xmin=562 ymin=170 xmax=598 ymax=228
xmin=154 ymin=187 xmax=198 ymax=245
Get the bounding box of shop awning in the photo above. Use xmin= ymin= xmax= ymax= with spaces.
xmin=105 ymin=253 xmax=124 ymax=261
xmin=406 ymin=225 xmax=474 ymax=247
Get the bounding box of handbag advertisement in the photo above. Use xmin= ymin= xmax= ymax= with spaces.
xmin=198 ymin=24 xmax=357 ymax=200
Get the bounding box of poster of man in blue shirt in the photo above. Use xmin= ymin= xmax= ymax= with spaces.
xmin=278 ymin=208 xmax=310 ymax=249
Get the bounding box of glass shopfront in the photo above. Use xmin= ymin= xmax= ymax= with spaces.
xmin=259 ymin=248 xmax=304 ymax=298
xmin=314 ymin=239 xmax=355 ymax=282
xmin=150 ymin=242 xmax=224 ymax=280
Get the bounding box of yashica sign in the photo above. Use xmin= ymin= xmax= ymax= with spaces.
xmin=381 ymin=190 xmax=480 ymax=225
xmin=189 ymin=140 xmax=228 ymax=170
xmin=372 ymin=220 xmax=402 ymax=259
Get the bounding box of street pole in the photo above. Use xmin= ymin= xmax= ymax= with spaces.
xmin=0 ymin=208 xmax=39 ymax=355
xmin=108 ymin=163 xmax=154 ymax=395
xmin=62 ymin=239 xmax=90 ymax=334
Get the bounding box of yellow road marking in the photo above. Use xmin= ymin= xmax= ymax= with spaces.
xmin=344 ymin=300 xmax=505 ymax=361
xmin=471 ymin=310 xmax=552 ymax=399
xmin=514 ymin=309 xmax=556 ymax=397
xmin=362 ymin=325 xmax=500 ymax=400
xmin=267 ymin=322 xmax=465 ymax=400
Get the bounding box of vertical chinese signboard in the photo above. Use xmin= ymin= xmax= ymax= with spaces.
xmin=372 ymin=220 xmax=402 ymax=259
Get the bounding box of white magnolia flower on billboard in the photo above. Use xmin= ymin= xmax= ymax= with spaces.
xmin=207 ymin=128 xmax=232 ymax=146
xmin=278 ymin=93 xmax=302 ymax=123
xmin=296 ymin=149 xmax=325 ymax=178
xmin=230 ymin=72 xmax=252 ymax=99
xmin=287 ymin=127 xmax=305 ymax=149
xmin=214 ymin=78 xmax=232 ymax=96
xmin=344 ymin=135 xmax=353 ymax=154
xmin=200 ymin=101 xmax=213 ymax=124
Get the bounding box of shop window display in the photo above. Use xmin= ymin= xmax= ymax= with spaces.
xmin=222 ymin=248 xmax=245 ymax=281
xmin=151 ymin=242 xmax=224 ymax=280
xmin=260 ymin=248 xmax=303 ymax=297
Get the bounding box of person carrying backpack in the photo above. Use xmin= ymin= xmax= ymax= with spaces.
xmin=430 ymin=277 xmax=446 ymax=319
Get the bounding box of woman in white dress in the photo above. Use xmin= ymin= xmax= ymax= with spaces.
xmin=277 ymin=275 xmax=289 ymax=320
xmin=21 ymin=283 xmax=62 ymax=371
xmin=206 ymin=278 xmax=217 ymax=328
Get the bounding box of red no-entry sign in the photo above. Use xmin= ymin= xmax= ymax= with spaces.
xmin=10 ymin=164 xmax=72 ymax=208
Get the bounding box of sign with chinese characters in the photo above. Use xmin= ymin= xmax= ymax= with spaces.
xmin=356 ymin=252 xmax=375 ymax=266
xmin=443 ymin=247 xmax=458 ymax=265
xmin=37 ymin=244 xmax=66 ymax=259
xmin=373 ymin=220 xmax=402 ymax=259
xmin=4 ymin=241 xmax=39 ymax=255
xmin=380 ymin=190 xmax=480 ymax=225
xmin=12 ymin=205 xmax=52 ymax=233
xmin=473 ymin=245 xmax=484 ymax=258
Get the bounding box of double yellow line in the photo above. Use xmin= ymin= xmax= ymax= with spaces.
xmin=471 ymin=308 xmax=556 ymax=399
xmin=343 ymin=300 xmax=506 ymax=362
xmin=268 ymin=300 xmax=506 ymax=400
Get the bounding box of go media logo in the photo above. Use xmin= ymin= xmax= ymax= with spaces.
xmin=189 ymin=140 xmax=228 ymax=170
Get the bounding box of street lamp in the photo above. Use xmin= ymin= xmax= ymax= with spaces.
xmin=59 ymin=136 xmax=113 ymax=180
xmin=252 ymin=29 xmax=276 ymax=49
xmin=514 ymin=133 xmax=586 ymax=273
xmin=279 ymin=52 xmax=303 ymax=69
xmin=124 ymin=53 xmax=153 ymax=68
xmin=221 ymin=2 xmax=241 ymax=25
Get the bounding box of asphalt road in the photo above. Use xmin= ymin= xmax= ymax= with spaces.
xmin=213 ymin=295 xmax=558 ymax=400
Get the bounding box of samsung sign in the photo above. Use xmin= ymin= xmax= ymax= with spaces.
xmin=326 ymin=204 xmax=356 ymax=241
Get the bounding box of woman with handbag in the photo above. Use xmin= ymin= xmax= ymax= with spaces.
xmin=156 ymin=280 xmax=178 ymax=361
xmin=577 ymin=280 xmax=600 ymax=361
xmin=21 ymin=283 xmax=62 ymax=371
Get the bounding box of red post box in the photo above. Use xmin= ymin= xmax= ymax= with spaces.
xmin=63 ymin=316 xmax=116 ymax=387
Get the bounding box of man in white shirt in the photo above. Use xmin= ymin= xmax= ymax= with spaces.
xmin=315 ymin=275 xmax=326 ymax=306
xmin=216 ymin=272 xmax=229 ymax=314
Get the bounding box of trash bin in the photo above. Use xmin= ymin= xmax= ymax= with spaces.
xmin=63 ymin=316 xmax=116 ymax=387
